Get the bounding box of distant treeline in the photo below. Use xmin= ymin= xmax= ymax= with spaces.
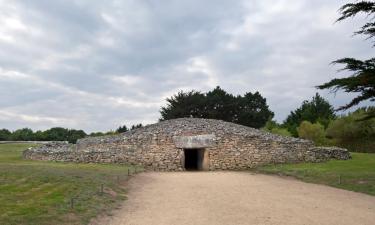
xmin=0 ymin=124 xmax=143 ymax=144
xmin=1 ymin=87 xmax=374 ymax=153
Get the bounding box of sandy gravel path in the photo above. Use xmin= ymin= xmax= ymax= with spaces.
xmin=95 ymin=172 xmax=375 ymax=225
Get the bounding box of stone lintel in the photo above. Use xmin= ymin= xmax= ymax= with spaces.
xmin=173 ymin=134 xmax=216 ymax=149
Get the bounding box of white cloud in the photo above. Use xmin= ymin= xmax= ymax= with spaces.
xmin=0 ymin=109 xmax=74 ymax=126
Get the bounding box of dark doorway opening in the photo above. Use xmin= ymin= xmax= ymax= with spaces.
xmin=184 ymin=148 xmax=205 ymax=171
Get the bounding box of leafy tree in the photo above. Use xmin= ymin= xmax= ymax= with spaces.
xmin=43 ymin=127 xmax=86 ymax=143
xmin=43 ymin=127 xmax=69 ymax=141
xmin=317 ymin=1 xmax=375 ymax=117
xmin=160 ymin=86 xmax=274 ymax=128
xmin=0 ymin=129 xmax=11 ymax=141
xmin=116 ymin=125 xmax=128 ymax=133
xmin=283 ymin=93 xmax=336 ymax=136
xmin=34 ymin=130 xmax=47 ymax=141
xmin=11 ymin=128 xmax=34 ymax=141
xmin=67 ymin=129 xmax=86 ymax=144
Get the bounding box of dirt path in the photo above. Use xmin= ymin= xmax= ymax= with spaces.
xmin=94 ymin=172 xmax=375 ymax=225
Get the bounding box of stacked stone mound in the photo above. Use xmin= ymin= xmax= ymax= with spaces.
xmin=23 ymin=118 xmax=351 ymax=171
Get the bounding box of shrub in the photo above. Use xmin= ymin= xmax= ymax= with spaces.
xmin=270 ymin=127 xmax=292 ymax=137
xmin=262 ymin=120 xmax=292 ymax=137
xmin=297 ymin=121 xmax=326 ymax=145
xmin=326 ymin=107 xmax=375 ymax=140
xmin=326 ymin=107 xmax=375 ymax=152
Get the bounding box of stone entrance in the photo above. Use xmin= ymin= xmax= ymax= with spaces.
xmin=183 ymin=148 xmax=205 ymax=170
xmin=173 ymin=134 xmax=215 ymax=171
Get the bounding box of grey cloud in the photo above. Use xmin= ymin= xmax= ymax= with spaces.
xmin=0 ymin=0 xmax=373 ymax=132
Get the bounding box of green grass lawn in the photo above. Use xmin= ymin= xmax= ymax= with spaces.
xmin=257 ymin=153 xmax=375 ymax=196
xmin=0 ymin=143 xmax=140 ymax=225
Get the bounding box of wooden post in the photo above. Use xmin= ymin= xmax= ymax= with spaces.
xmin=339 ymin=175 xmax=342 ymax=184
xmin=101 ymin=184 xmax=104 ymax=195
xmin=70 ymin=198 xmax=74 ymax=209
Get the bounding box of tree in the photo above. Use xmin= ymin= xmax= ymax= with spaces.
xmin=116 ymin=125 xmax=128 ymax=133
xmin=283 ymin=93 xmax=336 ymax=136
xmin=160 ymin=86 xmax=274 ymax=128
xmin=160 ymin=90 xmax=206 ymax=120
xmin=43 ymin=127 xmax=86 ymax=143
xmin=11 ymin=128 xmax=34 ymax=141
xmin=317 ymin=1 xmax=375 ymax=117
xmin=0 ymin=129 xmax=11 ymax=141
xmin=43 ymin=127 xmax=69 ymax=141
xmin=130 ymin=124 xmax=143 ymax=130
xmin=34 ymin=130 xmax=46 ymax=141
xmin=205 ymin=87 xmax=236 ymax=121
xmin=236 ymin=92 xmax=274 ymax=128
xmin=67 ymin=129 xmax=86 ymax=144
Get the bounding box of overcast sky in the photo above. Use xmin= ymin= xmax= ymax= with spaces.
xmin=0 ymin=0 xmax=372 ymax=132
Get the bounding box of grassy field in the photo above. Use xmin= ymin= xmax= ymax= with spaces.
xmin=0 ymin=143 xmax=140 ymax=225
xmin=257 ymin=153 xmax=375 ymax=196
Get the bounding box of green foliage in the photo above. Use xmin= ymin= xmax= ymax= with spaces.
xmin=326 ymin=107 xmax=375 ymax=152
xmin=67 ymin=129 xmax=86 ymax=144
xmin=269 ymin=127 xmax=292 ymax=137
xmin=0 ymin=129 xmax=11 ymax=141
xmin=0 ymin=128 xmax=87 ymax=144
xmin=257 ymin=153 xmax=375 ymax=196
xmin=116 ymin=125 xmax=128 ymax=133
xmin=263 ymin=120 xmax=279 ymax=131
xmin=11 ymin=128 xmax=34 ymax=141
xmin=336 ymin=1 xmax=375 ymax=41
xmin=89 ymin=132 xmax=105 ymax=137
xmin=317 ymin=1 xmax=375 ymax=115
xmin=326 ymin=107 xmax=375 ymax=139
xmin=297 ymin=121 xmax=326 ymax=145
xmin=42 ymin=128 xmax=87 ymax=144
xmin=0 ymin=143 xmax=138 ymax=225
xmin=262 ymin=120 xmax=292 ymax=137
xmin=160 ymin=86 xmax=274 ymax=128
xmin=318 ymin=58 xmax=375 ymax=111
xmin=236 ymin=92 xmax=274 ymax=128
xmin=160 ymin=90 xmax=207 ymax=119
xmin=105 ymin=130 xmax=117 ymax=135
xmin=130 ymin=123 xmax=143 ymax=130
xmin=283 ymin=93 xmax=336 ymax=136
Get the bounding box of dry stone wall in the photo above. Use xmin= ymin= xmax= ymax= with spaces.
xmin=23 ymin=118 xmax=351 ymax=171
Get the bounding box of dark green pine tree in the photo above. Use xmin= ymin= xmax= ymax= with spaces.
xmin=116 ymin=125 xmax=129 ymax=133
xmin=160 ymin=86 xmax=274 ymax=128
xmin=317 ymin=1 xmax=375 ymax=118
